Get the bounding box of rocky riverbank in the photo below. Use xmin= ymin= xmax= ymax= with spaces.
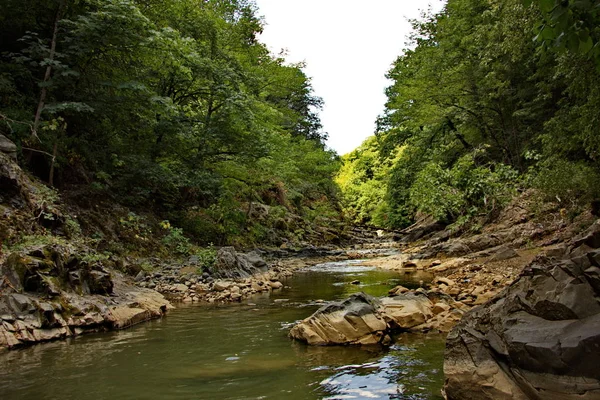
xmin=0 ymin=244 xmax=171 ymax=350
xmin=443 ymin=220 xmax=600 ymax=399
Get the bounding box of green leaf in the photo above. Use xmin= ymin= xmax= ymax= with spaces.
xmin=579 ymin=36 xmax=594 ymax=54
xmin=538 ymin=0 xmax=557 ymax=13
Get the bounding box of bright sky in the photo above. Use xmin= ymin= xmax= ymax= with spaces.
xmin=255 ymin=0 xmax=446 ymax=155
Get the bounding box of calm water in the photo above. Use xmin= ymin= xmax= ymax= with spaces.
xmin=0 ymin=260 xmax=445 ymax=400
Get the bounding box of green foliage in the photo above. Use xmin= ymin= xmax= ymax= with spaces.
xmin=340 ymin=0 xmax=599 ymax=229
xmin=336 ymin=135 xmax=399 ymax=227
xmin=524 ymin=0 xmax=600 ymax=62
xmin=531 ymin=158 xmax=600 ymax=206
xmin=63 ymin=216 xmax=82 ymax=239
xmin=161 ymin=227 xmax=191 ymax=255
xmin=195 ymin=246 xmax=217 ymax=273
xmin=7 ymin=234 xmax=67 ymax=252
xmin=410 ymin=152 xmax=518 ymax=222
xmin=160 ymin=220 xmax=191 ymax=255
xmin=0 ymin=0 xmax=341 ymax=246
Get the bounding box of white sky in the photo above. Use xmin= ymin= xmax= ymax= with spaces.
xmin=255 ymin=0 xmax=446 ymax=155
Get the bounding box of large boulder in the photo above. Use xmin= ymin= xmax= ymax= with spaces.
xmin=212 ymin=247 xmax=269 ymax=279
xmin=443 ymin=220 xmax=600 ymax=400
xmin=290 ymin=291 xmax=461 ymax=346
xmin=289 ymin=293 xmax=390 ymax=345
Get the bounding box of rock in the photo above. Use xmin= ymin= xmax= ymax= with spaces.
xmin=379 ymin=294 xmax=433 ymax=329
xmin=429 ymin=258 xmax=470 ymax=273
xmin=402 ymin=261 xmax=418 ymax=268
xmin=444 ymin=226 xmax=600 ymax=400
xmin=109 ymin=307 xmax=151 ymax=329
xmin=388 ymin=285 xmax=410 ymax=295
xmin=6 ymin=293 xmax=36 ymax=314
xmin=243 ymin=251 xmax=268 ymax=270
xmin=268 ymin=281 xmax=283 ymax=289
xmin=446 ymin=241 xmax=471 ymax=257
xmin=543 ymin=244 xmax=568 ymax=259
xmin=488 ymin=246 xmax=518 ymax=261
xmin=434 ymin=277 xmax=455 ymax=287
xmin=432 ymin=302 xmax=450 ymax=315
xmin=134 ymin=271 xmax=146 ymax=282
xmin=399 ymin=216 xmax=446 ymax=243
xmin=0 ymin=134 xmax=17 ymax=160
xmin=213 ymin=281 xmax=232 ymax=292
xmin=289 ymin=293 xmax=390 ymax=346
xmin=213 ymin=247 xmax=269 ymax=279
xmin=88 ymin=270 xmax=113 ymax=294
xmin=172 ymin=283 xmax=188 ymax=293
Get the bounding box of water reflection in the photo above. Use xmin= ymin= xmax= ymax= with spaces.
xmin=0 ymin=260 xmax=444 ymax=400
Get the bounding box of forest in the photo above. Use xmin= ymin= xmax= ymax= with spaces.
xmin=1 ymin=1 xmax=600 ymax=398
xmin=2 ymin=0 xmax=599 ymax=250
xmin=338 ymin=0 xmax=600 ymax=231
xmin=0 ymin=0 xmax=341 ymax=250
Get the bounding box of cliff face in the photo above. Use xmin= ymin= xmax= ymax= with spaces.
xmin=443 ymin=221 xmax=600 ymax=400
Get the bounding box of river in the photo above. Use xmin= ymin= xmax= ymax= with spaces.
xmin=0 ymin=259 xmax=445 ymax=400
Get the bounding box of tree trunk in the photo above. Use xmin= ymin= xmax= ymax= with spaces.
xmin=48 ymin=141 xmax=58 ymax=186
xmin=32 ymin=0 xmax=66 ymax=141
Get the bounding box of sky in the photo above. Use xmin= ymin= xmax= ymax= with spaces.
xmin=254 ymin=0 xmax=446 ymax=155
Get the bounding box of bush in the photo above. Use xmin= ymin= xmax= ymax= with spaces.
xmin=409 ymin=152 xmax=518 ymax=223
xmin=532 ymin=158 xmax=600 ymax=206
xmin=160 ymin=220 xmax=191 ymax=255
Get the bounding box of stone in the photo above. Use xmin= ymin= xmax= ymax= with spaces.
xmin=109 ymin=307 xmax=151 ymax=329
xmin=268 ymin=281 xmax=283 ymax=289
xmin=446 ymin=241 xmax=471 ymax=256
xmin=172 ymin=283 xmax=188 ymax=293
xmin=444 ymin=230 xmax=600 ymax=400
xmin=432 ymin=302 xmax=450 ymax=315
xmin=434 ymin=277 xmax=455 ymax=287
xmin=213 ymin=247 xmax=269 ymax=279
xmin=213 ymin=281 xmax=232 ymax=292
xmin=388 ymin=285 xmax=410 ymax=295
xmin=488 ymin=246 xmax=518 ymax=262
xmin=289 ymin=293 xmax=389 ymax=346
xmin=379 ymin=294 xmax=433 ymax=329
xmin=88 ymin=270 xmax=114 ymax=294
xmin=7 ymin=293 xmax=35 ymax=314
xmin=135 ymin=271 xmax=146 ymax=282
xmin=0 ymin=134 xmax=17 ymax=160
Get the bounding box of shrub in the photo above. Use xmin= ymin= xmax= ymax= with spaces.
xmin=532 ymin=158 xmax=600 ymax=206
xmin=409 ymin=152 xmax=518 ymax=223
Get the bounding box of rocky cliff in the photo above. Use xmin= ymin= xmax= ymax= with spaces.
xmin=443 ymin=221 xmax=600 ymax=399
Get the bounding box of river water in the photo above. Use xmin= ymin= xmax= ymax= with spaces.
xmin=0 ymin=260 xmax=445 ymax=400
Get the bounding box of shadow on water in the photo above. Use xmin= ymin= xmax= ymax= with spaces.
xmin=0 ymin=259 xmax=444 ymax=400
